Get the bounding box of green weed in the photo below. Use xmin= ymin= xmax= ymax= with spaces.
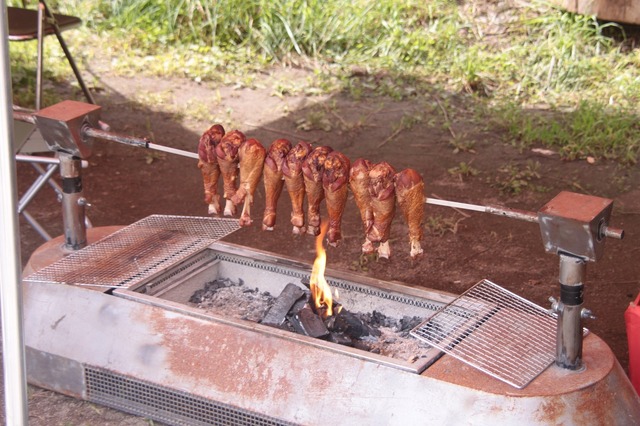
xmin=425 ymin=215 xmax=464 ymax=237
xmin=493 ymin=101 xmax=640 ymax=164
xmin=296 ymin=110 xmax=332 ymax=132
xmin=491 ymin=161 xmax=546 ymax=195
xmin=448 ymin=162 xmax=479 ymax=182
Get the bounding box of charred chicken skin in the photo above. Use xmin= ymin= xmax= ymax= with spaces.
xmin=302 ymin=145 xmax=333 ymax=236
xmin=215 ymin=129 xmax=246 ymax=216
xmin=231 ymin=138 xmax=266 ymax=227
xmin=367 ymin=162 xmax=396 ymax=259
xmin=262 ymin=139 xmax=292 ymax=231
xmin=282 ymin=141 xmax=313 ymax=234
xmin=349 ymin=158 xmax=374 ymax=254
xmin=395 ymin=168 xmax=425 ymax=258
xmin=322 ymin=151 xmax=351 ymax=246
xmin=197 ymin=124 xmax=225 ymax=215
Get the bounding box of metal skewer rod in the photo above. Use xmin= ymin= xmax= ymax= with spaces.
xmin=426 ymin=197 xmax=539 ymax=223
xmin=426 ymin=197 xmax=624 ymax=239
xmin=82 ymin=127 xmax=199 ymax=159
xmin=147 ymin=142 xmax=199 ymax=160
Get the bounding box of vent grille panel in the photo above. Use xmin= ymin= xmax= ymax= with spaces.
xmin=85 ymin=366 xmax=295 ymax=426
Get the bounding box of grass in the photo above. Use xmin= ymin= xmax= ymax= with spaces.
xmin=494 ymin=101 xmax=640 ymax=164
xmin=448 ymin=162 xmax=479 ymax=182
xmin=491 ymin=161 xmax=548 ymax=195
xmin=9 ymin=0 xmax=640 ymax=165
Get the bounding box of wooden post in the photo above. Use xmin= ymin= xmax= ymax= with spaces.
xmin=551 ymin=0 xmax=640 ymax=25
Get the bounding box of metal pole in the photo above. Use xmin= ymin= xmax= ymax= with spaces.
xmin=0 ymin=1 xmax=29 ymax=424
xmin=550 ymin=254 xmax=591 ymax=370
xmin=59 ymin=153 xmax=87 ymax=250
xmin=35 ymin=1 xmax=44 ymax=110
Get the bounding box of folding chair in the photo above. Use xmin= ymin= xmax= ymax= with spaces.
xmin=8 ymin=2 xmax=96 ymax=241
xmin=7 ymin=0 xmax=95 ymax=110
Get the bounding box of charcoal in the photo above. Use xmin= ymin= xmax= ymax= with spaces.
xmin=189 ymin=277 xmax=430 ymax=360
xmin=300 ymin=277 xmax=311 ymax=289
xmin=399 ymin=316 xmax=423 ymax=336
xmin=328 ymin=332 xmax=353 ymax=346
xmin=289 ymin=295 xmax=309 ymax=316
xmin=261 ymin=283 xmax=306 ymax=327
xmin=332 ymin=309 xmax=381 ymax=338
xmin=290 ymin=305 xmax=330 ymax=338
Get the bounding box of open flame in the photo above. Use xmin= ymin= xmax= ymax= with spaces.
xmin=310 ymin=221 xmax=340 ymax=319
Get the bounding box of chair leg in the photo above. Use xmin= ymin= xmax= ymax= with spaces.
xmin=22 ymin=210 xmax=53 ymax=241
xmin=41 ymin=1 xmax=96 ymax=105
xmin=36 ymin=1 xmax=45 ymax=110
xmin=17 ymin=163 xmax=59 ymax=213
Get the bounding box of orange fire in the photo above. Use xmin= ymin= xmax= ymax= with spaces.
xmin=310 ymin=221 xmax=339 ymax=318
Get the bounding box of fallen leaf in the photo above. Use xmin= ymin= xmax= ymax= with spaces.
xmin=531 ymin=148 xmax=556 ymax=156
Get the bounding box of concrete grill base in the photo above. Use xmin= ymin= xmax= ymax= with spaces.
xmin=23 ymin=226 xmax=640 ymax=425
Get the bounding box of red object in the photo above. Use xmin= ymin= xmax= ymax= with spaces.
xmin=626 ymin=292 xmax=640 ymax=395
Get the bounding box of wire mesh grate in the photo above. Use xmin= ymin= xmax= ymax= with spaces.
xmin=410 ymin=279 xmax=559 ymax=389
xmin=24 ymin=215 xmax=240 ymax=288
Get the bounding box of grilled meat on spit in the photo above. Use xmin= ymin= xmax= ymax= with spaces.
xmin=215 ymin=130 xmax=246 ymax=216
xmin=395 ymin=168 xmax=425 ymax=258
xmin=231 ymin=138 xmax=266 ymax=227
xmin=282 ymin=141 xmax=313 ymax=234
xmin=323 ymin=151 xmax=351 ymax=246
xmin=262 ymin=138 xmax=292 ymax=231
xmin=368 ymin=162 xmax=396 ymax=259
xmin=302 ymin=145 xmax=333 ymax=236
xmin=197 ymin=124 xmax=225 ymax=215
xmin=349 ymin=158 xmax=374 ymax=254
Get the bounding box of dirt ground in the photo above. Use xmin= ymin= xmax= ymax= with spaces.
xmin=6 ymin=59 xmax=640 ymax=424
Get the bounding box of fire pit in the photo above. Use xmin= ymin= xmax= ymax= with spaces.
xmin=22 ymin=216 xmax=640 ymax=425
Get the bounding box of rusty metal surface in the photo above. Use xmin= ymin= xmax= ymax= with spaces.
xmin=22 ymin=278 xmax=640 ymax=425
xmin=21 ymin=226 xmax=640 ymax=425
xmin=32 ymin=100 xmax=101 ymax=158
xmin=538 ymin=191 xmax=615 ymax=261
xmin=428 ymin=334 xmax=640 ymax=424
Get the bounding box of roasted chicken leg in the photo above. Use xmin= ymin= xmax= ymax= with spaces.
xmin=323 ymin=151 xmax=351 ymax=246
xmin=302 ymin=145 xmax=333 ymax=236
xmin=197 ymin=124 xmax=225 ymax=215
xmin=368 ymin=162 xmax=396 ymax=259
xmin=215 ymin=130 xmax=246 ymax=216
xmin=282 ymin=141 xmax=312 ymax=234
xmin=349 ymin=158 xmax=374 ymax=254
xmin=231 ymin=138 xmax=266 ymax=227
xmin=395 ymin=168 xmax=425 ymax=258
xmin=262 ymin=139 xmax=292 ymax=231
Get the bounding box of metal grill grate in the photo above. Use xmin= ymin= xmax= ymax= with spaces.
xmin=85 ymin=366 xmax=295 ymax=426
xmin=410 ymin=279 xmax=559 ymax=389
xmin=24 ymin=215 xmax=240 ymax=288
